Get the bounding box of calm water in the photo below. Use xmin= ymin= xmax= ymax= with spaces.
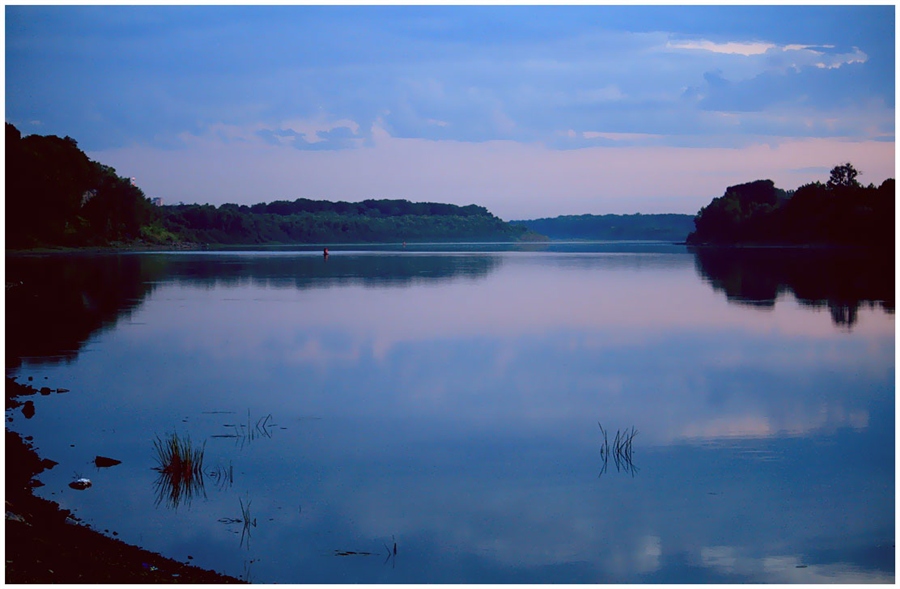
xmin=5 ymin=243 xmax=895 ymax=583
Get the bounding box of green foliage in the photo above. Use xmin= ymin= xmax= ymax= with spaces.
xmin=158 ymin=200 xmax=527 ymax=244
xmin=5 ymin=123 xmax=529 ymax=247
xmin=6 ymin=123 xmax=158 ymax=248
xmin=687 ymin=165 xmax=894 ymax=247
xmin=250 ymin=197 xmax=490 ymax=218
xmin=139 ymin=222 xmax=181 ymax=244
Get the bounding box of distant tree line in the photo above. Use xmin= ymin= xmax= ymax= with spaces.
xmin=244 ymin=198 xmax=491 ymax=218
xmin=159 ymin=200 xmax=529 ymax=244
xmin=9 ymin=123 xmax=891 ymax=250
xmin=5 ymin=123 xmax=532 ymax=248
xmin=511 ymin=213 xmax=695 ymax=241
xmin=687 ymin=164 xmax=894 ymax=247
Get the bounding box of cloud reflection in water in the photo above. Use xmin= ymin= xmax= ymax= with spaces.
xmin=8 ymin=249 xmax=893 ymax=583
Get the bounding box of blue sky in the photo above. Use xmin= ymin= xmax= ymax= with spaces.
xmin=5 ymin=5 xmax=895 ymax=219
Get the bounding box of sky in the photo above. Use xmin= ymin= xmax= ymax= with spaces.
xmin=5 ymin=5 xmax=896 ymax=220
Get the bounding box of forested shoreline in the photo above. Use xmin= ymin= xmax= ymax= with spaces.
xmin=158 ymin=199 xmax=534 ymax=245
xmin=5 ymin=124 xmax=536 ymax=249
xmin=512 ymin=213 xmax=694 ymax=241
xmin=6 ymin=124 xmax=894 ymax=250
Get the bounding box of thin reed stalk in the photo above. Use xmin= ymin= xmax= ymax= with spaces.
xmin=598 ymin=422 xmax=639 ymax=478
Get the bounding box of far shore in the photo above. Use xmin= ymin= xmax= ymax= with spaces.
xmin=6 ymin=240 xmax=205 ymax=255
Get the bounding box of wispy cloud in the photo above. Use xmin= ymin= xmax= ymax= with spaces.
xmin=667 ymin=39 xmax=776 ymax=56
xmin=8 ymin=5 xmax=894 ymax=215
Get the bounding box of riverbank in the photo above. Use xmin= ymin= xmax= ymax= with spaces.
xmin=6 ymin=239 xmax=204 ymax=255
xmin=5 ymin=379 xmax=244 ymax=583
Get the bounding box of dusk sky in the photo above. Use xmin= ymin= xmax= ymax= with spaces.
xmin=6 ymin=5 xmax=895 ymax=220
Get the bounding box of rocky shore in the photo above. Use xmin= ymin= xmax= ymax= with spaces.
xmin=5 ymin=378 xmax=243 ymax=583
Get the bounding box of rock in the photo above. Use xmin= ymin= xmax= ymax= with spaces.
xmin=39 ymin=387 xmax=51 ymax=396
xmin=93 ymin=456 xmax=121 ymax=468
xmin=68 ymin=478 xmax=92 ymax=490
xmin=21 ymin=401 xmax=35 ymax=419
xmin=6 ymin=511 xmax=28 ymax=524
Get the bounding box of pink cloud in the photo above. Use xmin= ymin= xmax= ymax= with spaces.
xmin=91 ymin=123 xmax=894 ymax=220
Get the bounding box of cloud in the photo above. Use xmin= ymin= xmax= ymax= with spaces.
xmin=699 ymin=547 xmax=893 ymax=583
xmin=90 ymin=119 xmax=895 ymax=219
xmin=666 ymin=36 xmax=870 ymax=69
xmin=7 ymin=5 xmax=892 ymax=156
xmin=9 ymin=5 xmax=889 ymax=217
xmin=666 ymin=39 xmax=869 ymax=72
xmin=667 ymin=40 xmax=776 ymax=56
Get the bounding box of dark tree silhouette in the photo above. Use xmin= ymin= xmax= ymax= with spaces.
xmin=687 ymin=163 xmax=893 ymax=247
xmin=827 ymin=162 xmax=861 ymax=189
xmin=5 ymin=123 xmax=530 ymax=248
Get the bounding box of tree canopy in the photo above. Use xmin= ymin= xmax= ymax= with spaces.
xmin=511 ymin=213 xmax=694 ymax=241
xmin=5 ymin=123 xmax=532 ymax=248
xmin=686 ymin=164 xmax=894 ymax=247
xmin=157 ymin=200 xmax=528 ymax=245
xmin=6 ymin=123 xmax=158 ymax=248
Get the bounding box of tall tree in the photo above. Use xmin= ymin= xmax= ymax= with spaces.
xmin=827 ymin=163 xmax=860 ymax=189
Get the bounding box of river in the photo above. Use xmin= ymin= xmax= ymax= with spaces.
xmin=5 ymin=242 xmax=894 ymax=583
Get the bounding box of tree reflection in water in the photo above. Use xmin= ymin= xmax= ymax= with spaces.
xmin=691 ymin=247 xmax=894 ymax=328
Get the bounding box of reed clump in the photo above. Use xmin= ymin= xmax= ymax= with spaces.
xmin=152 ymin=432 xmax=206 ymax=508
xmin=153 ymin=432 xmax=205 ymax=477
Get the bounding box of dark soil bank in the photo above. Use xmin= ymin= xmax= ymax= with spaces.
xmin=5 ymin=379 xmax=243 ymax=583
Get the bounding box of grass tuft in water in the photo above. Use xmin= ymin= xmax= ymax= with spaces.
xmin=152 ymin=432 xmax=207 ymax=508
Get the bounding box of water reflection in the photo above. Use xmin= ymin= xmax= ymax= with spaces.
xmin=5 ymin=247 xmax=892 ymax=583
xmin=215 ymin=495 xmax=258 ymax=550
xmin=211 ymin=411 xmax=277 ymax=450
xmin=691 ymin=247 xmax=895 ymax=327
xmin=162 ymin=251 xmax=502 ymax=290
xmin=4 ymin=251 xmax=502 ymax=368
xmin=5 ymin=253 xmax=165 ymax=368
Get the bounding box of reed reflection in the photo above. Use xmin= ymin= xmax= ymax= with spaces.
xmin=151 ymin=431 xmax=207 ymax=509
xmin=216 ymin=495 xmax=257 ymax=550
xmin=210 ymin=410 xmax=277 ymax=450
xmin=598 ymin=423 xmax=638 ymax=478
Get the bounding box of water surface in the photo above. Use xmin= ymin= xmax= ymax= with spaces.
xmin=6 ymin=243 xmax=894 ymax=583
